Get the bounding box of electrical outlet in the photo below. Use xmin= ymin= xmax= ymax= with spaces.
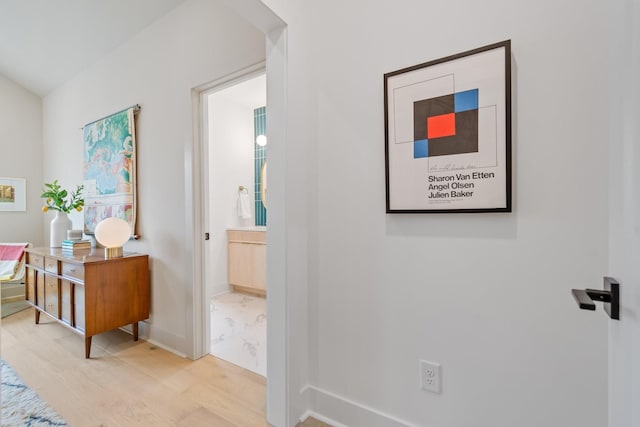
xmin=420 ymin=360 xmax=441 ymax=393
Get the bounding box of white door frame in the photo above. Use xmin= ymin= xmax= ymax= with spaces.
xmin=192 ymin=60 xmax=266 ymax=358
xmin=608 ymin=2 xmax=640 ymax=425
xmin=190 ymin=2 xmax=289 ymax=426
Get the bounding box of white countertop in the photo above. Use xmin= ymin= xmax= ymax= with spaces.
xmin=226 ymin=226 xmax=267 ymax=232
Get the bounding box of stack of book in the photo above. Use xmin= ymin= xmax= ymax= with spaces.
xmin=61 ymin=239 xmax=91 ymax=255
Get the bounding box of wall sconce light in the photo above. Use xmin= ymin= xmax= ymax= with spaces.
xmin=94 ymin=217 xmax=131 ymax=258
xmin=256 ymin=134 xmax=267 ymax=146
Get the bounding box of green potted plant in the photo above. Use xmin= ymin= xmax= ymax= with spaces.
xmin=41 ymin=180 xmax=84 ymax=247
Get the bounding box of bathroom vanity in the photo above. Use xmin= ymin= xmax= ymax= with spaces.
xmin=227 ymin=229 xmax=266 ymax=296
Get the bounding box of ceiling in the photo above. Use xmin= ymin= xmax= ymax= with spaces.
xmin=0 ymin=0 xmax=187 ymax=96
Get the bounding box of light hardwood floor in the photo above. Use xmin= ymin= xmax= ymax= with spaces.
xmin=1 ymin=307 xmax=329 ymax=427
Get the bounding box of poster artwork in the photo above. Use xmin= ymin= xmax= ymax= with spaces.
xmin=384 ymin=41 xmax=511 ymax=213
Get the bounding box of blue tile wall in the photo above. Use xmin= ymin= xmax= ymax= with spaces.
xmin=254 ymin=106 xmax=267 ymax=226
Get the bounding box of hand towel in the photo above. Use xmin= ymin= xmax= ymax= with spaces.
xmin=238 ymin=191 xmax=252 ymax=219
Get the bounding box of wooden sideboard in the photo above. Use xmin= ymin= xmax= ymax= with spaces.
xmin=24 ymin=247 xmax=150 ymax=358
xmin=227 ymin=230 xmax=266 ymax=296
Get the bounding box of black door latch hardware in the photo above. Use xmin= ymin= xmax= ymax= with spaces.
xmin=571 ymin=277 xmax=619 ymax=320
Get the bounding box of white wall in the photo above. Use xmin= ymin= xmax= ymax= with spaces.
xmin=42 ymin=0 xmax=265 ymax=356
xmin=264 ymin=0 xmax=610 ymax=426
xmin=0 ymin=74 xmax=43 ymax=245
xmin=33 ymin=0 xmax=630 ymax=425
xmin=208 ymin=74 xmax=266 ymax=296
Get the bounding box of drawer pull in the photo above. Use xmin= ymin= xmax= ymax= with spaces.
xmin=68 ymin=268 xmax=76 ymax=273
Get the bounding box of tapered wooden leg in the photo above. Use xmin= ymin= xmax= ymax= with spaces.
xmin=133 ymin=322 xmax=139 ymax=341
xmin=85 ymin=336 xmax=92 ymax=359
xmin=35 ymin=309 xmax=40 ymax=324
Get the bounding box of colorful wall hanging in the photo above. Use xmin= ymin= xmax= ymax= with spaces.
xmin=82 ymin=105 xmax=139 ymax=236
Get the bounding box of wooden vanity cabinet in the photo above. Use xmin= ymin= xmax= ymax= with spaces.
xmin=24 ymin=247 xmax=149 ymax=358
xmin=227 ymin=230 xmax=266 ymax=296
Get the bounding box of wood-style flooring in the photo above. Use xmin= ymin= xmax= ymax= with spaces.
xmin=0 ymin=307 xmax=329 ymax=427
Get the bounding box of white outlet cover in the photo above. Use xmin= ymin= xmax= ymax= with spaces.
xmin=420 ymin=360 xmax=441 ymax=393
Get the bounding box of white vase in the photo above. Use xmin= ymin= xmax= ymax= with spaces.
xmin=50 ymin=211 xmax=72 ymax=247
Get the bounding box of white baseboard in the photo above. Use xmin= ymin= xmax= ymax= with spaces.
xmin=300 ymin=385 xmax=418 ymax=427
xmin=145 ymin=337 xmax=188 ymax=359
xmin=1 ymin=294 xmax=25 ymax=303
xmin=299 ymin=409 xmax=349 ymax=427
xmin=115 ymin=324 xmax=188 ymax=359
xmin=212 ymin=283 xmax=231 ymax=297
xmin=1 ymin=282 xmax=25 ymax=303
xmin=136 ymin=320 xmax=189 ymax=358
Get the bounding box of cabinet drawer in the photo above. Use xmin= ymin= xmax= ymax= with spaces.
xmin=228 ymin=242 xmax=266 ymax=290
xmin=74 ymin=284 xmax=85 ymax=332
xmin=26 ymin=267 xmax=36 ymax=304
xmin=28 ymin=253 xmax=44 ymax=269
xmin=44 ymin=257 xmax=58 ymax=274
xmin=62 ymin=262 xmax=84 ymax=281
xmin=228 ymin=242 xmax=253 ymax=286
xmin=44 ymin=274 xmax=59 ymax=317
xmin=61 ymin=280 xmax=72 ymax=325
xmin=227 ymin=230 xmax=266 ymax=244
xmin=253 ymin=244 xmax=266 ymax=290
xmin=36 ymin=272 xmax=45 ymax=310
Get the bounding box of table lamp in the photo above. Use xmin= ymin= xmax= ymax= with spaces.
xmin=94 ymin=217 xmax=131 ymax=258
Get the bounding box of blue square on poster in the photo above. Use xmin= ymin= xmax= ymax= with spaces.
xmin=454 ymin=89 xmax=479 ymax=113
xmin=414 ymin=139 xmax=428 ymax=158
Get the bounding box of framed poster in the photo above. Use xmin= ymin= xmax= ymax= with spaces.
xmin=0 ymin=177 xmax=26 ymax=212
xmin=82 ymin=105 xmax=139 ymax=236
xmin=384 ymin=40 xmax=512 ymax=213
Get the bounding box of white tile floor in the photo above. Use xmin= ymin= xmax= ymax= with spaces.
xmin=210 ymin=292 xmax=267 ymax=376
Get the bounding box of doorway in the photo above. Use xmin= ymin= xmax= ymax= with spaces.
xmin=205 ymin=72 xmax=267 ymax=377
xmin=190 ymin=6 xmax=288 ymax=426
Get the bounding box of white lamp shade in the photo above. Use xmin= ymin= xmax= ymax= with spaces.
xmin=94 ymin=217 xmax=131 ymax=248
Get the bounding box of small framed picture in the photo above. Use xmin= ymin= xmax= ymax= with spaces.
xmin=0 ymin=177 xmax=26 ymax=212
xmin=384 ymin=40 xmax=512 ymax=213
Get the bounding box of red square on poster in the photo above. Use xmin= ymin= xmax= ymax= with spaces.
xmin=427 ymin=113 xmax=456 ymax=139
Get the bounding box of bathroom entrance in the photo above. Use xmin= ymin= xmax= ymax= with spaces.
xmin=205 ymin=71 xmax=268 ymax=377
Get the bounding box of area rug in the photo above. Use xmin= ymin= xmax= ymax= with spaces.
xmin=1 ymin=359 xmax=67 ymax=426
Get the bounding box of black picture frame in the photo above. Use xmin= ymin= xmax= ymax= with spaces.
xmin=384 ymin=40 xmax=512 ymax=213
